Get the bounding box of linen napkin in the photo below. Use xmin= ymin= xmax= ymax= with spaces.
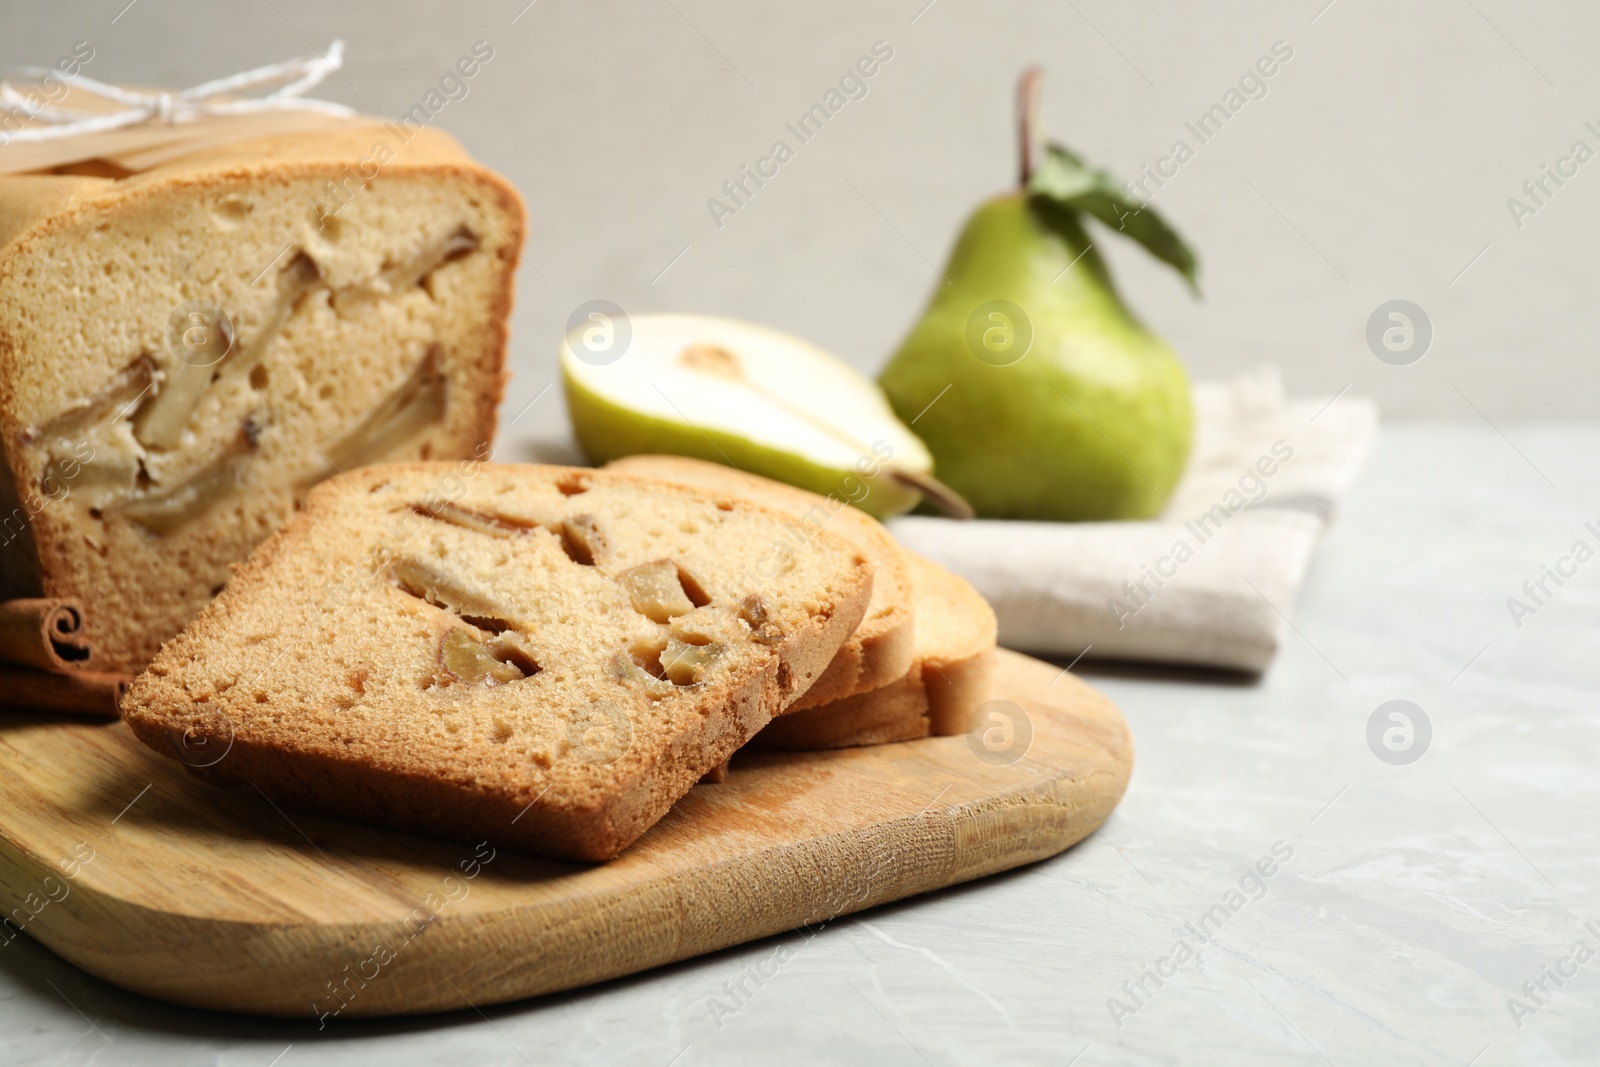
xmin=887 ymin=368 xmax=1377 ymax=672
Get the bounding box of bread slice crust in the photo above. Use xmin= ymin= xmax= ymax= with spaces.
xmin=756 ymin=552 xmax=996 ymax=749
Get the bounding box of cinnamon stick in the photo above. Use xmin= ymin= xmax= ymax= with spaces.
xmin=0 ymin=666 xmax=127 ymax=718
xmin=0 ymin=597 xmax=96 ymax=673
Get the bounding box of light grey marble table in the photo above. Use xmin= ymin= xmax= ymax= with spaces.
xmin=3 ymin=423 xmax=1596 ymax=1067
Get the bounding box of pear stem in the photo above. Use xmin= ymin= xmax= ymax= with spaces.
xmin=1017 ymin=66 xmax=1043 ymax=186
xmin=889 ymin=468 xmax=975 ymax=520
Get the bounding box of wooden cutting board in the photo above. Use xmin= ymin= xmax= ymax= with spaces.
xmin=0 ymin=649 xmax=1131 ymax=1019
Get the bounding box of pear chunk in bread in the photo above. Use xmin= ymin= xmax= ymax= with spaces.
xmin=0 ymin=127 xmax=524 ymax=671
xmin=605 ymin=454 xmax=915 ymax=707
xmin=120 ymin=464 xmax=872 ymax=861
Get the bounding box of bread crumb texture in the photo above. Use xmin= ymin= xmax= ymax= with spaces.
xmin=121 ymin=464 xmax=872 ymax=860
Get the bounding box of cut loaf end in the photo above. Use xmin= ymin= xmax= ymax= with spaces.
xmin=0 ymin=126 xmax=524 ymax=670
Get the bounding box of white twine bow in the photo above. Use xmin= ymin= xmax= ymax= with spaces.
xmin=1 ymin=40 xmax=354 ymax=143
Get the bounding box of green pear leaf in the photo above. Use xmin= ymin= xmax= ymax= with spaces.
xmin=1028 ymin=142 xmax=1200 ymax=295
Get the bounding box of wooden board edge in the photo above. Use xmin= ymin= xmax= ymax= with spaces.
xmin=0 ymin=649 xmax=1134 ymax=1018
xmin=5 ymin=771 xmax=1122 ymax=1018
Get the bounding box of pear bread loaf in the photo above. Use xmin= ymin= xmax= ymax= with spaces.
xmin=120 ymin=464 xmax=873 ymax=861
xmin=757 ymin=552 xmax=997 ymax=749
xmin=604 ymin=454 xmax=915 ymax=708
xmin=0 ymin=126 xmax=524 ymax=671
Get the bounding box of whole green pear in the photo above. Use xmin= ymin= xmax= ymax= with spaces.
xmin=879 ymin=192 xmax=1192 ymax=521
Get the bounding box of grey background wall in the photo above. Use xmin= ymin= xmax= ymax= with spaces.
xmin=5 ymin=0 xmax=1598 ymax=436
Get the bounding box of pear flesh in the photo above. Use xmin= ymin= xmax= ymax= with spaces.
xmin=562 ymin=313 xmax=932 ymax=519
xmin=879 ymin=193 xmax=1192 ymax=521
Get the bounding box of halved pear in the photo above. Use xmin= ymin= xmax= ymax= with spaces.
xmin=561 ymin=313 xmax=945 ymax=519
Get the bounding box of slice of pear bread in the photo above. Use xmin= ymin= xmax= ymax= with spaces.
xmin=605 ymin=455 xmax=915 ymax=708
xmin=120 ymin=464 xmax=872 ymax=861
xmin=757 ymin=553 xmax=997 ymax=749
xmin=0 ymin=126 xmax=524 ymax=671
